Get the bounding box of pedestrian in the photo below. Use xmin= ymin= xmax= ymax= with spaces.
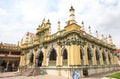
xmin=76 ymin=71 xmax=80 ymax=79
xmin=72 ymin=71 xmax=75 ymax=79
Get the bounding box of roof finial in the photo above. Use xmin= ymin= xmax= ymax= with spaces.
xmin=42 ymin=18 xmax=46 ymax=23
xmin=96 ymin=30 xmax=98 ymax=38
xmin=88 ymin=26 xmax=92 ymax=35
xmin=57 ymin=21 xmax=60 ymax=31
xmin=81 ymin=21 xmax=85 ymax=31
xmin=69 ymin=5 xmax=75 ymax=11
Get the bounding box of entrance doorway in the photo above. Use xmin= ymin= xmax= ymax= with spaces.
xmin=37 ymin=51 xmax=43 ymax=67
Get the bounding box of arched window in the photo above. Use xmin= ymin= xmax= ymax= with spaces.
xmin=95 ymin=50 xmax=100 ymax=65
xmin=50 ymin=48 xmax=56 ymax=60
xmin=63 ymin=49 xmax=67 ymax=59
xmin=108 ymin=53 xmax=111 ymax=64
xmin=87 ymin=47 xmax=92 ymax=65
xmin=102 ymin=53 xmax=106 ymax=61
xmin=102 ymin=51 xmax=106 ymax=64
xmin=80 ymin=47 xmax=84 ymax=65
xmin=30 ymin=53 xmax=34 ymax=63
xmin=62 ymin=48 xmax=68 ymax=66
xmin=80 ymin=47 xmax=84 ymax=60
xmin=37 ymin=51 xmax=44 ymax=66
xmin=49 ymin=48 xmax=57 ymax=66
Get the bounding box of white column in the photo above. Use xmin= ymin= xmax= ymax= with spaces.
xmin=60 ymin=56 xmax=63 ymax=66
xmin=46 ymin=58 xmax=49 ymax=66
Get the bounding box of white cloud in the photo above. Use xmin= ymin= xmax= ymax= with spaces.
xmin=0 ymin=8 xmax=7 ymax=16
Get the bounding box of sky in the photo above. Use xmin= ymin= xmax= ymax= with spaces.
xmin=0 ymin=0 xmax=120 ymax=48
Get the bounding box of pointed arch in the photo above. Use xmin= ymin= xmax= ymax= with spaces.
xmin=95 ymin=49 xmax=100 ymax=65
xmin=80 ymin=47 xmax=84 ymax=65
xmin=63 ymin=48 xmax=67 ymax=59
xmin=48 ymin=47 xmax=57 ymax=66
xmin=36 ymin=49 xmax=44 ymax=67
xmin=29 ymin=50 xmax=34 ymax=64
xmin=49 ymin=48 xmax=57 ymax=60
xmin=61 ymin=47 xmax=68 ymax=66
xmin=102 ymin=50 xmax=106 ymax=64
xmin=108 ymin=52 xmax=111 ymax=64
xmin=87 ymin=46 xmax=92 ymax=65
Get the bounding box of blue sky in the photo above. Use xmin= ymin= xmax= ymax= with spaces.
xmin=0 ymin=0 xmax=120 ymax=48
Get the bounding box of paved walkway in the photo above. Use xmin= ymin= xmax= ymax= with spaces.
xmin=0 ymin=71 xmax=117 ymax=79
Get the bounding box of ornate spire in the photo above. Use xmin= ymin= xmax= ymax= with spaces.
xmin=46 ymin=19 xmax=51 ymax=24
xmin=81 ymin=21 xmax=85 ymax=31
xmin=57 ymin=21 xmax=60 ymax=31
xmin=66 ymin=6 xmax=76 ymax=25
xmin=96 ymin=30 xmax=98 ymax=38
xmin=88 ymin=26 xmax=92 ymax=35
xmin=69 ymin=6 xmax=75 ymax=11
xmin=46 ymin=19 xmax=51 ymax=27
xmin=42 ymin=18 xmax=46 ymax=23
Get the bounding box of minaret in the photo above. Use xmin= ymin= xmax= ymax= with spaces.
xmin=88 ymin=26 xmax=92 ymax=35
xmin=66 ymin=6 xmax=77 ymax=25
xmin=41 ymin=18 xmax=46 ymax=27
xmin=96 ymin=30 xmax=98 ymax=38
xmin=81 ymin=21 xmax=85 ymax=31
xmin=57 ymin=21 xmax=60 ymax=31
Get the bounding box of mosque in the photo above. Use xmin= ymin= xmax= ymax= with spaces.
xmin=19 ymin=6 xmax=119 ymax=77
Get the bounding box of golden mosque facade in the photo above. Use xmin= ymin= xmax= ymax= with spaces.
xmin=19 ymin=6 xmax=119 ymax=77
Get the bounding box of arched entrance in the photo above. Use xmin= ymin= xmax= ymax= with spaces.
xmin=36 ymin=51 xmax=44 ymax=67
xmin=49 ymin=48 xmax=57 ymax=66
xmin=87 ymin=47 xmax=92 ymax=65
xmin=80 ymin=47 xmax=84 ymax=65
xmin=62 ymin=48 xmax=68 ymax=66
xmin=95 ymin=49 xmax=100 ymax=65
xmin=102 ymin=51 xmax=106 ymax=64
